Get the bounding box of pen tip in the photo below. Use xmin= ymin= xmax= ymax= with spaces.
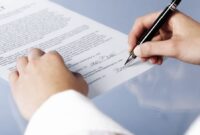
xmin=124 ymin=62 xmax=127 ymax=66
xmin=124 ymin=54 xmax=137 ymax=65
xmin=124 ymin=59 xmax=129 ymax=65
xmin=124 ymin=54 xmax=132 ymax=65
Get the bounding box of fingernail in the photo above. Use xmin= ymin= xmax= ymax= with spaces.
xmin=134 ymin=46 xmax=141 ymax=56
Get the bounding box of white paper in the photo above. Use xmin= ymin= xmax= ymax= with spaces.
xmin=0 ymin=0 xmax=154 ymax=97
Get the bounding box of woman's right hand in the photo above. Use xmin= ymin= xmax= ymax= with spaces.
xmin=128 ymin=12 xmax=200 ymax=65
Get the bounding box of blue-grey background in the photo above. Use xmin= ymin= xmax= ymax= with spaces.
xmin=0 ymin=0 xmax=200 ymax=134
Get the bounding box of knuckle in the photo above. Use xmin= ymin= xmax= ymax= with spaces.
xmin=29 ymin=58 xmax=38 ymax=66
xmin=47 ymin=51 xmax=60 ymax=58
xmin=29 ymin=48 xmax=45 ymax=59
xmin=47 ymin=51 xmax=64 ymax=63
xmin=30 ymin=48 xmax=40 ymax=55
xmin=30 ymin=48 xmax=40 ymax=53
xmin=17 ymin=56 xmax=26 ymax=63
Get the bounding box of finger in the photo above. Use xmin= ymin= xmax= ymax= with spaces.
xmin=9 ymin=70 xmax=19 ymax=85
xmin=152 ymin=34 xmax=163 ymax=41
xmin=134 ymin=40 xmax=179 ymax=58
xmin=75 ymin=73 xmax=88 ymax=95
xmin=156 ymin=57 xmax=163 ymax=65
xmin=72 ymin=72 xmax=82 ymax=78
xmin=16 ymin=56 xmax=28 ymax=73
xmin=28 ymin=48 xmax=45 ymax=60
xmin=141 ymin=57 xmax=149 ymax=62
xmin=152 ymin=57 xmax=163 ymax=65
xmin=71 ymin=71 xmax=88 ymax=95
xmin=149 ymin=56 xmax=164 ymax=65
xmin=48 ymin=51 xmax=61 ymax=58
xmin=47 ymin=51 xmax=65 ymax=63
xmin=128 ymin=12 xmax=161 ymax=51
xmin=149 ymin=56 xmax=159 ymax=64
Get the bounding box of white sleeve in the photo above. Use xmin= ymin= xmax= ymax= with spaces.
xmin=25 ymin=90 xmax=133 ymax=135
xmin=185 ymin=116 xmax=200 ymax=135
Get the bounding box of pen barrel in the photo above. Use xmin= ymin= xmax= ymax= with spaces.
xmin=172 ymin=0 xmax=182 ymax=6
xmin=137 ymin=5 xmax=175 ymax=45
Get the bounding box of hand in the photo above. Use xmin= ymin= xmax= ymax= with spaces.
xmin=129 ymin=12 xmax=200 ymax=65
xmin=9 ymin=48 xmax=88 ymax=120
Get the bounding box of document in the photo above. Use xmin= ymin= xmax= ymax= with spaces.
xmin=0 ymin=0 xmax=154 ymax=97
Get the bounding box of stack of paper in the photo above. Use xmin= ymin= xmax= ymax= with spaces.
xmin=0 ymin=0 xmax=153 ymax=97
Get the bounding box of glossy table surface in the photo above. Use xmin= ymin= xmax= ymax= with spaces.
xmin=0 ymin=0 xmax=200 ymax=134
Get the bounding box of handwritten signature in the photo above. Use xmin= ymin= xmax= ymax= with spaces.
xmin=114 ymin=60 xmax=136 ymax=73
xmin=90 ymin=53 xmax=116 ymax=66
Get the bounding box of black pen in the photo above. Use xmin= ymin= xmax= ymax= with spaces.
xmin=124 ymin=0 xmax=182 ymax=65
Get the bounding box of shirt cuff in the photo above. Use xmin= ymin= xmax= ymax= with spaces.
xmin=185 ymin=116 xmax=200 ymax=135
xmin=25 ymin=90 xmax=133 ymax=135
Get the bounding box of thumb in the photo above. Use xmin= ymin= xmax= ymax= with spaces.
xmin=134 ymin=40 xmax=178 ymax=58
